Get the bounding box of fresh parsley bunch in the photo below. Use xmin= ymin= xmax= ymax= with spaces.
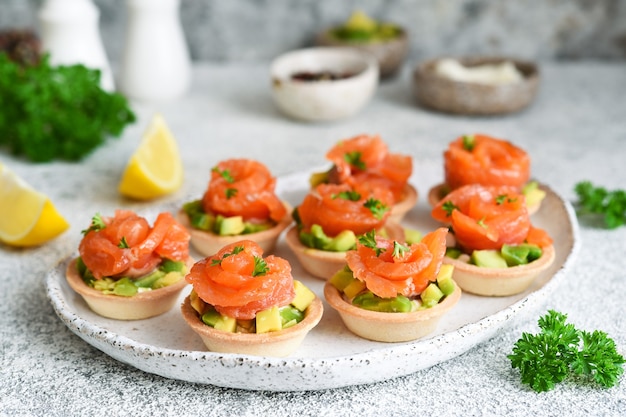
xmin=574 ymin=181 xmax=626 ymax=229
xmin=0 ymin=52 xmax=135 ymax=162
xmin=509 ymin=310 xmax=625 ymax=392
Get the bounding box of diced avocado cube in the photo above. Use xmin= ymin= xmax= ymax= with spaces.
xmin=291 ymin=280 xmax=316 ymax=311
xmin=343 ymin=279 xmax=366 ymax=299
xmin=525 ymin=244 xmax=543 ymax=262
xmin=329 ymin=268 xmax=357 ymax=291
xmin=279 ymin=306 xmax=304 ymax=326
xmin=404 ymin=228 xmax=422 ymax=245
xmin=420 ymin=283 xmax=444 ymax=308
xmin=214 ymin=316 xmax=237 ymax=332
xmin=471 ymin=249 xmax=508 ymax=268
xmin=217 ymin=215 xmax=245 ymax=236
xmin=112 ymin=277 xmax=138 ymax=297
xmin=256 ymin=306 xmax=282 ymax=333
xmin=191 ymin=212 xmax=214 ymax=231
xmin=182 ymin=200 xmax=203 ymax=216
xmin=437 ymin=278 xmax=456 ymax=296
xmin=134 ymin=270 xmax=165 ymax=288
xmin=201 ymin=308 xmax=221 ymax=327
xmin=501 ymin=244 xmax=531 ymax=266
xmin=160 ymin=259 xmax=185 ymax=273
xmin=352 ymin=291 xmax=379 ymax=309
xmin=379 ymin=295 xmax=412 ymax=313
xmin=522 ymin=181 xmax=546 ymax=208
xmin=152 ymin=272 xmax=182 ymax=289
xmin=326 ymin=230 xmax=356 ymax=252
xmin=282 ymin=319 xmax=298 ymax=329
xmin=189 ymin=290 xmax=206 ymax=315
xmin=310 ymin=224 xmax=333 ymax=249
xmin=309 ymin=171 xmax=329 ymax=188
xmin=436 ymin=264 xmax=454 ymax=282
xmin=93 ymin=277 xmax=115 ymax=292
xmin=445 ymin=247 xmax=462 ymax=259
xmin=243 ymin=221 xmax=272 ymax=234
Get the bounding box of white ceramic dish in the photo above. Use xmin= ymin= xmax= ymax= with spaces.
xmin=270 ymin=47 xmax=378 ymax=122
xmin=45 ymin=163 xmax=579 ymax=391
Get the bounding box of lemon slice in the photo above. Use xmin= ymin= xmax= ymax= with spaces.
xmin=0 ymin=163 xmax=69 ymax=247
xmin=118 ymin=114 xmax=183 ymax=200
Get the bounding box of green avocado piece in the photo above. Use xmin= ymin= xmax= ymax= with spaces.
xmin=445 ymin=247 xmax=462 ymax=259
xmin=112 ymin=277 xmax=138 ymax=297
xmin=330 ymin=268 xmax=357 ymax=291
xmin=279 ymin=306 xmax=304 ymax=327
xmin=522 ymin=181 xmax=546 ymax=208
xmin=326 ymin=230 xmax=356 ymax=252
xmin=160 ymin=259 xmax=185 ymax=273
xmin=420 ymin=283 xmax=444 ymax=308
xmin=352 ymin=291 xmax=413 ymax=313
xmin=471 ymin=249 xmax=508 ymax=268
xmin=404 ymin=228 xmax=422 ymax=244
xmin=216 ymin=215 xmax=245 ymax=236
xmin=243 ymin=221 xmax=272 ymax=234
xmin=291 ymin=280 xmax=316 ymax=311
xmin=256 ymin=306 xmax=282 ymax=333
xmin=133 ymin=270 xmax=165 ymax=288
xmin=502 ymin=243 xmax=542 ymax=266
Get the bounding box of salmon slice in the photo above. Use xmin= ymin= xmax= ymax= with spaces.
xmin=186 ymin=240 xmax=295 ymax=319
xmin=79 ymin=210 xmax=190 ymax=280
xmin=202 ymin=159 xmax=287 ymax=222
xmin=345 ymin=228 xmax=448 ymax=299
xmin=444 ymin=134 xmax=530 ymax=190
xmin=297 ymin=183 xmax=392 ymax=237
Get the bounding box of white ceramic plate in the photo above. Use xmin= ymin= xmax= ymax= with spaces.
xmin=45 ymin=163 xmax=579 ymax=391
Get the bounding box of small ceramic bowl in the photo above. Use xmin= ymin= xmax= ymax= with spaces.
xmin=443 ymin=244 xmax=556 ymax=296
xmin=270 ymin=47 xmax=378 ymax=122
xmin=180 ymin=295 xmax=324 ymax=357
xmin=65 ymin=258 xmax=192 ymax=320
xmin=315 ymin=27 xmax=409 ymax=78
xmin=176 ymin=202 xmax=293 ymax=257
xmin=284 ymin=222 xmax=405 ymax=280
xmin=427 ymin=183 xmax=542 ymax=216
xmin=413 ymin=56 xmax=539 ymax=115
xmin=324 ymin=279 xmax=461 ymax=342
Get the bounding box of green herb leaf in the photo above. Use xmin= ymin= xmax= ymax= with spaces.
xmin=442 ymin=201 xmax=459 ymax=216
xmin=212 ymin=167 xmax=235 ymax=183
xmin=574 ymin=181 xmax=626 ymax=229
xmin=211 ymin=245 xmax=245 ymax=266
xmin=225 ymin=188 xmax=238 ymax=199
xmin=462 ymin=135 xmax=475 ymax=151
xmin=118 ymin=237 xmax=129 ymax=249
xmin=392 ymin=241 xmax=410 ymax=258
xmin=508 ymin=310 xmax=625 ymax=392
xmin=332 ymin=190 xmax=361 ymax=201
xmin=343 ymin=151 xmax=366 ymax=170
xmin=252 ymin=256 xmax=269 ymax=276
xmin=0 ymin=53 xmax=135 ymax=162
xmin=476 ymin=217 xmax=487 ymax=229
xmin=363 ymin=198 xmax=389 ymax=220
xmin=358 ymin=230 xmax=384 ymax=256
xmin=81 ymin=213 xmax=106 ymax=235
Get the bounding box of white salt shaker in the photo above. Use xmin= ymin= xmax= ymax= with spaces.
xmin=38 ymin=0 xmax=115 ymax=91
xmin=119 ymin=0 xmax=192 ymax=102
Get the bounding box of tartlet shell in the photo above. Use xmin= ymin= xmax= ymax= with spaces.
xmin=388 ymin=184 xmax=418 ymax=223
xmin=180 ymin=295 xmax=324 ymax=357
xmin=443 ymin=244 xmax=556 ymax=296
xmin=284 ymin=221 xmax=405 ymax=280
xmin=65 ymin=257 xmax=191 ymax=320
xmin=427 ymin=182 xmax=541 ymax=215
xmin=176 ymin=201 xmax=293 ymax=257
xmin=324 ymin=280 xmax=462 ymax=342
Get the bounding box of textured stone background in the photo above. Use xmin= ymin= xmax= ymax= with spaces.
xmin=2 ymin=0 xmax=626 ymax=62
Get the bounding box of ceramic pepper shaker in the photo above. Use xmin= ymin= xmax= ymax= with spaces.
xmin=119 ymin=0 xmax=192 ymax=102
xmin=38 ymin=0 xmax=115 ymax=91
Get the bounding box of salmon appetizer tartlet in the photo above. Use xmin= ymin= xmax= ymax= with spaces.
xmin=286 ymin=182 xmax=404 ymax=280
xmin=310 ymin=134 xmax=418 ymax=222
xmin=66 ymin=210 xmax=192 ymax=320
xmin=431 ymin=184 xmax=555 ymax=296
xmin=178 ymin=159 xmax=292 ymax=256
xmin=324 ymin=228 xmax=461 ymax=342
xmin=181 ymin=240 xmax=323 ymax=357
xmin=428 ymin=134 xmax=546 ymax=214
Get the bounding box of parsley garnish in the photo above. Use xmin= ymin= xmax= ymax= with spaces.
xmin=212 ymin=167 xmax=235 ymax=183
xmin=495 ymin=194 xmax=517 ymax=205
xmin=363 ymin=198 xmax=389 ymax=220
xmin=0 ymin=53 xmax=135 ymax=162
xmin=462 ymin=134 xmax=475 ymax=151
xmin=332 ymin=190 xmax=361 ymax=201
xmin=225 ymin=188 xmax=238 ymax=199
xmin=118 ymin=237 xmax=129 ymax=249
xmin=81 ymin=213 xmax=106 ymax=235
xmin=343 ymin=151 xmax=366 ymax=170
xmin=574 ymin=181 xmax=626 ymax=229
xmin=392 ymin=241 xmax=410 ymax=258
xmin=508 ymin=310 xmax=625 ymax=392
xmin=358 ymin=230 xmax=384 ymax=256
xmin=442 ymin=201 xmax=459 ymax=216
xmin=252 ymin=256 xmax=269 ymax=276
xmin=476 ymin=217 xmax=488 ymax=229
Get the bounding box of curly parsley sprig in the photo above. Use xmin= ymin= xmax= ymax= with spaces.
xmin=508 ymin=310 xmax=624 ymax=392
xmin=574 ymin=181 xmax=626 ymax=229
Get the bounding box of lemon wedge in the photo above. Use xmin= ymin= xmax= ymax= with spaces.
xmin=118 ymin=113 xmax=183 ymax=200
xmin=0 ymin=163 xmax=69 ymax=247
